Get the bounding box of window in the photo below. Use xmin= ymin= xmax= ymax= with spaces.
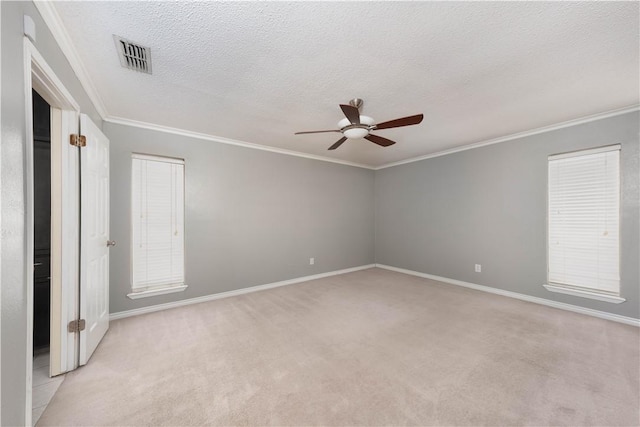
xmin=545 ymin=144 xmax=623 ymax=303
xmin=129 ymin=154 xmax=185 ymax=299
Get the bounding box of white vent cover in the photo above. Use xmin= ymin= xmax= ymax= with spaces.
xmin=113 ymin=35 xmax=152 ymax=74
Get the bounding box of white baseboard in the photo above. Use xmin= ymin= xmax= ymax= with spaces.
xmin=376 ymin=264 xmax=640 ymax=327
xmin=110 ymin=264 xmax=376 ymax=320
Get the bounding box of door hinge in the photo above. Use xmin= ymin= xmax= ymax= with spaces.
xmin=68 ymin=319 xmax=86 ymax=333
xmin=70 ymin=134 xmax=87 ymax=147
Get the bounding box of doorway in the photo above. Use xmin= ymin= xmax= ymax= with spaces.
xmin=31 ymin=89 xmax=66 ymax=424
xmin=33 ymin=89 xmax=51 ymax=354
xmin=25 ymin=38 xmax=83 ymax=426
xmin=25 ymin=38 xmax=112 ymax=425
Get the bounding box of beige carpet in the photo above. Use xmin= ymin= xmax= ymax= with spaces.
xmin=39 ymin=268 xmax=639 ymax=426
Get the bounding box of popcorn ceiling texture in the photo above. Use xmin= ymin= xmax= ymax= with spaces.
xmin=53 ymin=1 xmax=639 ymax=166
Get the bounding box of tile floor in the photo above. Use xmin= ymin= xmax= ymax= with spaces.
xmin=32 ymin=352 xmax=64 ymax=426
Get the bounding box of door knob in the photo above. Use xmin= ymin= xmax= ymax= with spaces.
xmin=107 ymin=240 xmax=117 ymax=247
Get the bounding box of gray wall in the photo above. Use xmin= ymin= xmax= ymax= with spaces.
xmin=375 ymin=112 xmax=640 ymax=319
xmin=104 ymin=123 xmax=375 ymax=314
xmin=1 ymin=1 xmax=638 ymax=424
xmin=1 ymin=2 xmax=102 ymax=424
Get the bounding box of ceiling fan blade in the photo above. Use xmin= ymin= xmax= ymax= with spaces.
xmin=339 ymin=104 xmax=360 ymax=125
xmin=374 ymin=114 xmax=423 ymax=130
xmin=365 ymin=134 xmax=396 ymax=147
xmin=328 ymin=136 xmax=348 ymax=150
xmin=294 ymin=130 xmax=340 ymax=135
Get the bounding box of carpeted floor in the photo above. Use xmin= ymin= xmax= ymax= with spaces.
xmin=38 ymin=268 xmax=639 ymax=426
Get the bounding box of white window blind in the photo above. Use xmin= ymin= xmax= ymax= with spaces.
xmin=131 ymin=154 xmax=185 ymax=292
xmin=548 ymin=145 xmax=620 ymax=295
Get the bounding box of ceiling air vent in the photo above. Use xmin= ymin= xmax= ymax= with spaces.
xmin=113 ymin=35 xmax=152 ymax=74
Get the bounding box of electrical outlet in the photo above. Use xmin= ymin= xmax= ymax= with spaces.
xmin=475 ymin=264 xmax=481 ymax=273
xmin=310 ymin=257 xmax=315 ymax=265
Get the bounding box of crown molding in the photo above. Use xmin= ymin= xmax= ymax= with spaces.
xmin=33 ymin=1 xmax=108 ymax=119
xmin=104 ymin=116 xmax=375 ymax=170
xmin=109 ymin=104 xmax=637 ymax=172
xmin=375 ymin=104 xmax=640 ymax=170
xmin=106 ymin=104 xmax=638 ymax=172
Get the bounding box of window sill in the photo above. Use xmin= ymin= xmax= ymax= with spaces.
xmin=127 ymin=284 xmax=188 ymax=300
xmin=543 ymin=284 xmax=625 ymax=304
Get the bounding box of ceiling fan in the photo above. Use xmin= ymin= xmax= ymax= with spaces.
xmin=295 ymin=98 xmax=424 ymax=150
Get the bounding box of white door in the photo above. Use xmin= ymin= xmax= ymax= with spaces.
xmin=51 ymin=108 xmax=81 ymax=375
xmin=79 ymin=114 xmax=110 ymax=365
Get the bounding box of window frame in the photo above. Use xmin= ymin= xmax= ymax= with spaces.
xmin=543 ymin=144 xmax=624 ymax=304
xmin=127 ymin=153 xmax=187 ymax=300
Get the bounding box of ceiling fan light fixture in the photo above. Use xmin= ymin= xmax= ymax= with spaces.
xmin=343 ymin=128 xmax=369 ymax=139
xmin=338 ymin=118 xmax=351 ymax=129
xmin=359 ymin=115 xmax=375 ymax=126
xmin=339 ymin=115 xmax=375 ymax=139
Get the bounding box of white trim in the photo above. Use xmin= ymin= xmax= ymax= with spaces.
xmin=127 ymin=284 xmax=188 ymax=300
xmin=0 ymin=3 xmax=3 ymax=418
xmin=548 ymin=143 xmax=621 ymax=161
xmin=375 ymin=105 xmax=640 ymax=170
xmin=32 ymin=1 xmax=108 ymax=118
xmin=543 ymin=284 xmax=625 ymax=304
xmin=58 ymin=110 xmax=80 ymax=374
xmin=27 ymin=42 xmax=81 ymax=377
xmin=376 ymin=264 xmax=639 ymax=327
xmin=105 ymin=116 xmax=375 ymax=170
xmin=23 ymin=40 xmax=36 ymax=427
xmin=49 ymin=107 xmax=63 ymax=375
xmin=111 ymin=264 xmax=375 ymax=320
xmin=106 ymin=106 xmax=639 ymax=173
xmin=131 ymin=152 xmax=184 ymax=165
xmin=28 ymin=43 xmax=80 ymax=112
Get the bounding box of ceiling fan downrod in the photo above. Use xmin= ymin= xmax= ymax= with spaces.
xmin=349 ymin=98 xmax=364 ymax=111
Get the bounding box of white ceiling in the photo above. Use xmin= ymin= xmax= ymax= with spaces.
xmin=51 ymin=1 xmax=639 ymax=167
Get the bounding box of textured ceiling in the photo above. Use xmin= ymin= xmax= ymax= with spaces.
xmin=52 ymin=1 xmax=639 ymax=167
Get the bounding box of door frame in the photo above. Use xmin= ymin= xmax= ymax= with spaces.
xmin=23 ymin=38 xmax=81 ymax=425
